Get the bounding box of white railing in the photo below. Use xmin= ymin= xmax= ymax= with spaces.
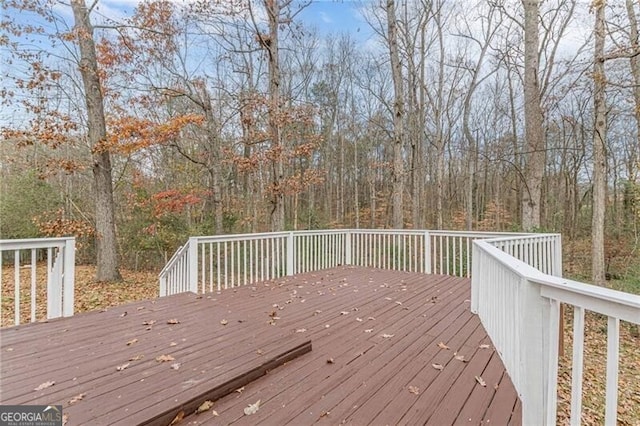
xmin=0 ymin=237 xmax=75 ymax=326
xmin=159 ymin=229 xmax=516 ymax=296
xmin=472 ymin=235 xmax=639 ymax=426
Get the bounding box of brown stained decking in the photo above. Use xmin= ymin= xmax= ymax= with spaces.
xmin=0 ymin=267 xmax=521 ymax=425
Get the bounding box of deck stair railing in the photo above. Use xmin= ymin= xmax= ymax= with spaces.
xmin=0 ymin=237 xmax=75 ymax=326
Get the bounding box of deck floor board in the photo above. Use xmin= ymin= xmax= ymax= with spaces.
xmin=0 ymin=266 xmax=520 ymax=425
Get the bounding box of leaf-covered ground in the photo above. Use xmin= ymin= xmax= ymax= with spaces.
xmin=1 ymin=264 xmax=639 ymax=423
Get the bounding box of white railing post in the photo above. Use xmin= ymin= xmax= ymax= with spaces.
xmin=287 ymin=232 xmax=295 ymax=276
xmin=345 ymin=230 xmax=352 ymax=265
xmin=470 ymin=242 xmax=481 ymax=314
xmin=188 ymin=238 xmax=198 ymax=293
xmin=62 ymin=238 xmax=75 ymax=317
xmin=519 ymin=278 xmax=548 ymax=426
xmin=424 ymin=231 xmax=431 ymax=274
xmin=553 ymin=234 xmax=563 ymax=278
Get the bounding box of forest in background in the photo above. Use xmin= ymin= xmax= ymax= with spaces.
xmin=1 ymin=0 xmax=640 ymax=287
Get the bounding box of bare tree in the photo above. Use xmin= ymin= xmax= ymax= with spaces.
xmin=521 ymin=0 xmax=546 ymax=231
xmin=386 ymin=0 xmax=405 ymax=229
xmin=70 ymin=0 xmax=121 ymax=281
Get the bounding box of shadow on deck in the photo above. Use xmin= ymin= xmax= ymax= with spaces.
xmin=0 ymin=267 xmax=520 ymax=425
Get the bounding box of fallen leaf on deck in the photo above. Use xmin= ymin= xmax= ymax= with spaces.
xmin=479 ymin=344 xmax=490 ymax=349
xmin=126 ymin=338 xmax=138 ymax=346
xmin=364 ymin=329 xmax=373 ymax=333
xmin=296 ymin=328 xmax=307 ymax=333
xmin=137 ymin=306 xmax=145 ymax=310
xmin=169 ymin=411 xmax=184 ymax=425
xmin=395 ymin=301 xmax=403 ymax=305
xmin=256 ymin=349 xmax=264 ymax=355
xmin=236 ymin=387 xmax=245 ymax=393
xmin=475 ymin=376 xmax=487 ymax=387
xmin=368 ymin=316 xmax=376 ymax=321
xmin=196 ymin=400 xmax=214 ymax=414
xmin=319 ymin=411 xmax=330 ymax=418
xmin=340 ymin=311 xmax=350 ymax=315
xmin=408 ymin=385 xmax=420 ymax=395
xmin=385 ymin=297 xmax=392 ymax=301
xmin=156 ymin=354 xmax=175 ymax=362
xmin=62 ymin=414 xmax=69 ymax=425
xmin=243 ymin=399 xmax=261 ymax=416
xmin=169 ymin=342 xmax=177 ymax=347
xmin=129 ymin=354 xmax=144 ymax=361
xmin=356 ymin=317 xmax=363 ymax=322
xmin=432 ymin=363 xmax=444 ymax=371
xmin=438 ymin=342 xmax=450 ymax=350
xmin=142 ymin=320 xmax=156 ymax=326
xmin=381 ymin=333 xmax=395 ymax=338
xmin=116 ymin=363 xmax=130 ymax=371
xmin=454 ymin=354 xmax=467 ymax=362
xmin=313 ymin=310 xmax=322 ymax=315
xmin=69 ymin=393 xmax=85 ymax=404
xmin=220 ymin=319 xmax=228 ymax=325
xmin=34 ymin=381 xmax=55 ymax=391
xmin=120 ymin=312 xmax=127 ymax=317
xmin=167 ymin=319 xmax=180 ymax=324
xmin=170 ymin=363 xmax=181 ymax=370
xmin=325 ymin=324 xmax=330 ymax=328
xmin=327 ymin=358 xmax=335 ymax=364
xmin=212 ymin=410 xmax=219 ymax=416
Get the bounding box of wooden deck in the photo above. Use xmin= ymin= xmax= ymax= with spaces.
xmin=0 ymin=266 xmax=520 ymax=425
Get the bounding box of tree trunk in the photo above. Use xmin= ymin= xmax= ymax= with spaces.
xmin=521 ymin=0 xmax=546 ymax=231
xmin=386 ymin=0 xmax=404 ymax=229
xmin=626 ymin=0 xmax=640 ymax=170
xmin=592 ymin=0 xmax=607 ymax=285
xmin=70 ymin=0 xmax=121 ymax=282
xmin=264 ymin=0 xmax=285 ymax=231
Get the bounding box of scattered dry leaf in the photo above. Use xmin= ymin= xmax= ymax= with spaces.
xmin=256 ymin=349 xmax=264 ymax=355
xmin=356 ymin=317 xmax=363 ymax=322
xmin=438 ymin=342 xmax=450 ymax=350
xmin=169 ymin=410 xmax=184 ymax=425
xmin=142 ymin=320 xmax=156 ymax=326
xmin=319 ymin=411 xmax=330 ymax=418
xmin=167 ymin=319 xmax=180 ymax=324
xmin=454 ymin=354 xmax=467 ymax=362
xmin=327 ymin=358 xmax=335 ymax=364
xmin=220 ymin=319 xmax=228 ymax=326
xmin=69 ymin=393 xmax=85 ymax=404
xmin=34 ymin=381 xmax=55 ymax=391
xmin=243 ymin=399 xmax=261 ymax=416
xmin=340 ymin=311 xmax=349 ymax=315
xmin=368 ymin=316 xmax=376 ymax=321
xmin=408 ymin=385 xmax=420 ymax=395
xmin=381 ymin=333 xmax=395 ymax=338
xmin=395 ymin=301 xmax=403 ymax=305
xmin=126 ymin=338 xmax=138 ymax=346
xmin=170 ymin=363 xmax=181 ymax=370
xmin=169 ymin=342 xmax=177 ymax=347
xmin=236 ymin=387 xmax=245 ymax=393
xmin=62 ymin=414 xmax=69 ymax=426
xmin=296 ymin=328 xmax=307 ymax=333
xmin=196 ymin=400 xmax=214 ymax=414
xmin=120 ymin=312 xmax=127 ymax=317
xmin=432 ymin=363 xmax=444 ymax=371
xmin=364 ymin=329 xmax=373 ymax=333
xmin=313 ymin=310 xmax=322 ymax=316
xmin=116 ymin=363 xmax=130 ymax=371
xmin=475 ymin=376 xmax=487 ymax=387
xmin=156 ymin=354 xmax=175 ymax=363
xmin=479 ymin=344 xmax=490 ymax=349
xmin=129 ymin=354 xmax=144 ymax=361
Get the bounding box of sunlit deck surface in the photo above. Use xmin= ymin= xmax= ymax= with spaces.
xmin=0 ymin=266 xmax=520 ymax=425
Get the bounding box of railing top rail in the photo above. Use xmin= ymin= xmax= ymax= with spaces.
xmin=427 ymin=230 xmax=533 ymax=238
xmin=190 ymin=231 xmax=291 ymax=244
xmin=0 ymin=237 xmax=74 ymax=250
xmin=484 ymin=233 xmax=561 ymax=243
xmin=159 ymin=243 xmax=189 ymax=276
xmin=474 ymin=239 xmax=640 ymax=321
